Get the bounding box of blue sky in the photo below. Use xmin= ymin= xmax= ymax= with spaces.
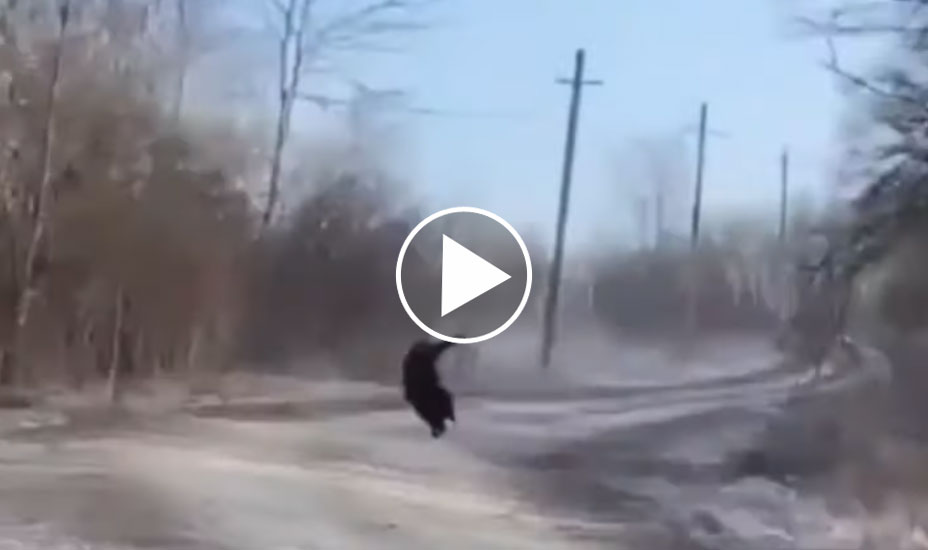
xmin=240 ymin=0 xmax=888 ymax=250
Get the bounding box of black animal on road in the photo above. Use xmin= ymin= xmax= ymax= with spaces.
xmin=402 ymin=338 xmax=459 ymax=438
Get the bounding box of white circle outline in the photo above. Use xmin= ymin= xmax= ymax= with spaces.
xmin=395 ymin=207 xmax=533 ymax=345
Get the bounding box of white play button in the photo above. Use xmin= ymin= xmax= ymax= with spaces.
xmin=396 ymin=206 xmax=533 ymax=345
xmin=441 ymin=235 xmax=511 ymax=316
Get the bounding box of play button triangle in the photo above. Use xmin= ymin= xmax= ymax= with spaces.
xmin=441 ymin=235 xmax=511 ymax=317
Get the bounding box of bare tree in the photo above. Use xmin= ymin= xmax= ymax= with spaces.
xmin=0 ymin=0 xmax=438 ymax=396
xmin=258 ymin=0 xmax=432 ymax=230
xmin=634 ymin=135 xmax=689 ymax=248
xmin=172 ymin=0 xmax=190 ymax=121
xmin=0 ymin=0 xmax=71 ymax=386
xmin=0 ymin=0 xmax=260 ymax=394
xmin=612 ymin=137 xmax=683 ymax=251
xmin=794 ymin=2 xmax=928 ymax=290
xmin=262 ymin=0 xmax=309 ymax=230
xmin=105 ymin=284 xmax=125 ymax=403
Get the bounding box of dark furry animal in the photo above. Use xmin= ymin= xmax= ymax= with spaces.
xmin=402 ymin=338 xmax=458 ymax=438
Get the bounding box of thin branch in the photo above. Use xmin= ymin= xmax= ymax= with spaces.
xmin=297 ymin=92 xmax=347 ymax=109
xmin=291 ymin=0 xmax=312 ymax=87
xmin=311 ymin=0 xmax=426 ymax=52
xmin=298 ymin=86 xmax=525 ymax=120
xmin=794 ymin=13 xmax=923 ymax=36
xmin=820 ymin=30 xmax=928 ymax=112
xmin=824 ymin=58 xmax=922 ymax=105
xmin=817 ymin=23 xmax=919 ymax=35
xmin=322 ymin=0 xmax=409 ymax=31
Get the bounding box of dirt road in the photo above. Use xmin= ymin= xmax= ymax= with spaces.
xmin=0 ymin=331 xmax=908 ymax=549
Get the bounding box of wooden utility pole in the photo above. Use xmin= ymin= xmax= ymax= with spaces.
xmin=779 ymin=147 xmax=789 ymax=243
xmin=778 ymin=147 xmax=792 ymax=322
xmin=686 ymin=102 xmax=709 ymax=335
xmin=636 ymin=196 xmax=649 ymax=250
xmin=690 ymin=102 xmax=708 ymax=248
xmin=541 ymin=49 xmax=601 ymax=368
xmin=655 ymin=190 xmax=665 ymax=248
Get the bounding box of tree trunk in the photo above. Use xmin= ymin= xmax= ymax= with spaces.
xmin=133 ymin=331 xmax=146 ymax=379
xmin=106 ymin=286 xmax=125 ymax=406
xmin=263 ymin=99 xmax=289 ymax=229
xmin=79 ymin=319 xmax=96 ymax=386
xmin=11 ymin=2 xmax=70 ymax=384
xmin=173 ymin=0 xmax=189 ymax=122
xmin=262 ymin=0 xmax=309 ymax=230
xmin=0 ymin=144 xmax=18 ymax=388
xmin=0 ymin=348 xmax=15 ymax=386
xmin=187 ymin=323 xmax=202 ymax=374
xmin=63 ymin=319 xmax=82 ymax=389
xmin=654 ymin=190 xmax=665 ymax=249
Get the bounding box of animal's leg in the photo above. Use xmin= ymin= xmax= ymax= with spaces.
xmin=437 ymin=387 xmax=456 ymax=423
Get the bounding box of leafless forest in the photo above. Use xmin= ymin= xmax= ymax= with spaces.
xmin=0 ymin=0 xmax=443 ymax=400
xmin=0 ymin=0 xmax=919 ymax=411
xmin=0 ymin=0 xmax=924 ymax=440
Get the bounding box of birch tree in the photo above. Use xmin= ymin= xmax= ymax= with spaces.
xmin=0 ymin=0 xmax=70 ymax=386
